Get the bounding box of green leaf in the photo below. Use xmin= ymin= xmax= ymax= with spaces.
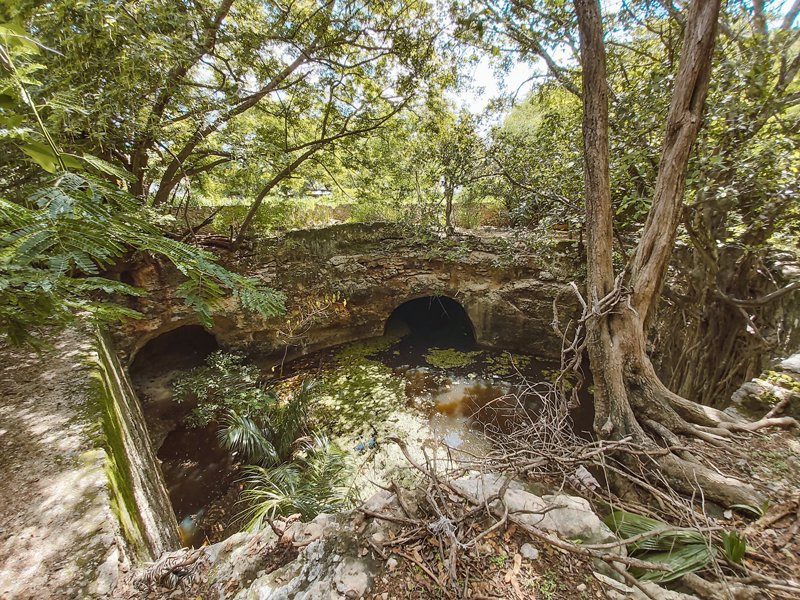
xmin=0 ymin=23 xmax=40 ymax=52
xmin=81 ymin=154 xmax=136 ymax=183
xmin=603 ymin=510 xmax=706 ymax=551
xmin=0 ymin=95 xmax=16 ymax=109
xmin=21 ymin=142 xmax=58 ymax=173
xmin=0 ymin=115 xmax=24 ymax=127
xmin=721 ymin=530 xmax=747 ymax=564
xmin=630 ymin=544 xmax=716 ymax=582
xmin=60 ymin=153 xmax=84 ymax=170
xmin=730 ymin=503 xmax=767 ymax=517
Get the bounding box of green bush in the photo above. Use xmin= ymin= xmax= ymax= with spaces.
xmin=174 ymin=352 xmax=356 ymax=525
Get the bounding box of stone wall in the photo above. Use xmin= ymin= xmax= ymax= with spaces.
xmin=0 ymin=326 xmax=180 ymax=599
xmin=92 ymin=331 xmax=182 ymax=558
xmin=111 ymin=223 xmax=583 ymax=366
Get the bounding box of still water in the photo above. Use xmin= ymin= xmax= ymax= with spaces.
xmin=150 ymin=297 xmax=591 ymax=546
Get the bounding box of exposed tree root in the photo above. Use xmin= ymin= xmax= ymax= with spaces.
xmin=680 ymin=573 xmax=766 ymax=600
xmin=719 ymin=416 xmax=800 ymax=434
xmin=555 ymin=279 xmax=775 ymax=508
xmin=656 ymin=452 xmax=766 ymax=508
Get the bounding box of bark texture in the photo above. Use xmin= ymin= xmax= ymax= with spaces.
xmin=576 ymin=0 xmax=764 ymax=506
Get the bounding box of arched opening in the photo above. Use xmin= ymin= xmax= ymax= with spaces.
xmin=129 ymin=325 xmax=231 ymax=547
xmin=130 ymin=324 xmax=219 ymax=376
xmin=129 ymin=325 xmax=219 ymax=448
xmin=385 ymin=296 xmax=475 ymax=347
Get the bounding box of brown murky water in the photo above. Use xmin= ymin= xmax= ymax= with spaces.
xmin=134 ymin=300 xmax=593 ymax=547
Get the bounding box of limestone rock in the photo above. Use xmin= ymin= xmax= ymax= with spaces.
xmin=729 ymin=357 xmax=800 ymax=420
xmin=451 ymin=474 xmax=618 ymax=546
xmin=519 ymin=543 xmax=539 ymax=560
xmin=111 ymin=223 xmax=584 ymax=364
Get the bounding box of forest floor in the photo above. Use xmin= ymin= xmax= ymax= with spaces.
xmin=109 ymin=427 xmax=800 ymax=600
xmin=2 ymin=329 xmax=800 ymax=600
xmin=356 ymin=429 xmax=800 ymax=600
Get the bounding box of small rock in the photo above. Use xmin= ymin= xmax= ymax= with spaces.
xmin=520 ymin=543 xmax=539 ymax=560
xmin=577 ymin=583 xmax=587 ymax=592
xmin=335 ymin=562 xmax=369 ymax=598
xmin=386 ymin=557 xmax=398 ymax=572
xmin=381 ymin=594 xmax=388 ymax=600
xmin=372 ymin=531 xmax=385 ymax=544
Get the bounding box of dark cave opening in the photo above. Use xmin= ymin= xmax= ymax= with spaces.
xmin=130 ymin=324 xmax=219 ymax=377
xmin=384 ymin=296 xmax=475 ymax=346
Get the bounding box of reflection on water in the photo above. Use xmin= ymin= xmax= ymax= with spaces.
xmin=371 ymin=312 xmax=575 ymax=455
xmin=401 ymin=370 xmax=544 ymax=450
xmin=158 ymin=424 xmax=238 ymax=547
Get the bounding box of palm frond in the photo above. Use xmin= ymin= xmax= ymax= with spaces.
xmin=603 ymin=510 xmax=706 ymax=551
xmin=629 ymin=544 xmax=717 ymax=583
xmin=236 ymin=435 xmax=356 ymax=527
xmin=217 ymin=410 xmax=280 ymax=467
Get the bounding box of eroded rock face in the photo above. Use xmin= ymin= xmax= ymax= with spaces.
xmin=110 ymin=224 xmax=583 ymax=366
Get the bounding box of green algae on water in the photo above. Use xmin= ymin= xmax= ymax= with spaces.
xmin=484 ymin=352 xmax=531 ymax=376
xmin=424 ymin=348 xmax=482 ymax=369
xmin=334 ymin=326 xmax=408 ymax=365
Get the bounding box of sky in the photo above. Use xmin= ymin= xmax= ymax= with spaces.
xmin=454 ymin=0 xmax=799 ymax=117
xmin=460 ymin=58 xmax=540 ymax=114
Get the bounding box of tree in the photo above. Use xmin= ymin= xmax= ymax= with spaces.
xmin=426 ymin=109 xmax=485 ymax=232
xmin=653 ymin=1 xmax=800 ymax=405
xmin=463 ymin=0 xmax=800 ymax=407
xmin=4 ymin=0 xmax=440 ymax=246
xmin=575 ymin=0 xmax=779 ymax=506
xmin=0 ymin=23 xmax=285 ymax=346
xmin=454 ymin=0 xmax=800 ymax=503
xmin=479 ymin=85 xmax=584 ymax=228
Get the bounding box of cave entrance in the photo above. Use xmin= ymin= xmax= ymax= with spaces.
xmin=385 ymin=296 xmax=475 ymax=347
xmin=129 ymin=325 xmax=232 ymax=547
xmin=130 ymin=324 xmax=219 ymax=377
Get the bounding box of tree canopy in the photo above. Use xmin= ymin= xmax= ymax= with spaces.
xmin=2 ymin=0 xmax=800 ymax=488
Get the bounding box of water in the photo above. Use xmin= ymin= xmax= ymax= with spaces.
xmin=158 ymin=424 xmax=238 ymax=547
xmin=135 ymin=299 xmax=593 ymax=546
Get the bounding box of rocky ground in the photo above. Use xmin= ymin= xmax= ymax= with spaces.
xmin=107 ymin=434 xmax=800 ymax=600
xmin=3 ymin=328 xmax=800 ymax=600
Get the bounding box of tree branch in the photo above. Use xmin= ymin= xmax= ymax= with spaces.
xmin=717 ymin=281 xmax=800 ymax=308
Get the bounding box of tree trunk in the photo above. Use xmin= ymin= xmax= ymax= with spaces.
xmin=576 ymin=0 xmax=765 ymax=507
xmin=444 ymin=181 xmax=454 ymax=233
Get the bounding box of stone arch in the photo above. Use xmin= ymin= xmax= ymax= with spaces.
xmin=129 ymin=324 xmax=219 ymax=378
xmin=384 ymin=295 xmax=476 ymax=344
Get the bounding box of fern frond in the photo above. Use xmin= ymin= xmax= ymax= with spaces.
xmin=81 ymin=154 xmax=136 ymax=183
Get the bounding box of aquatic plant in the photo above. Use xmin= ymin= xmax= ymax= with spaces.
xmin=315 ymin=359 xmax=406 ymax=439
xmin=483 ymin=352 xmax=531 ymax=376
xmin=424 ymin=347 xmax=482 ymax=369
xmin=334 ymin=329 xmax=406 ymax=364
